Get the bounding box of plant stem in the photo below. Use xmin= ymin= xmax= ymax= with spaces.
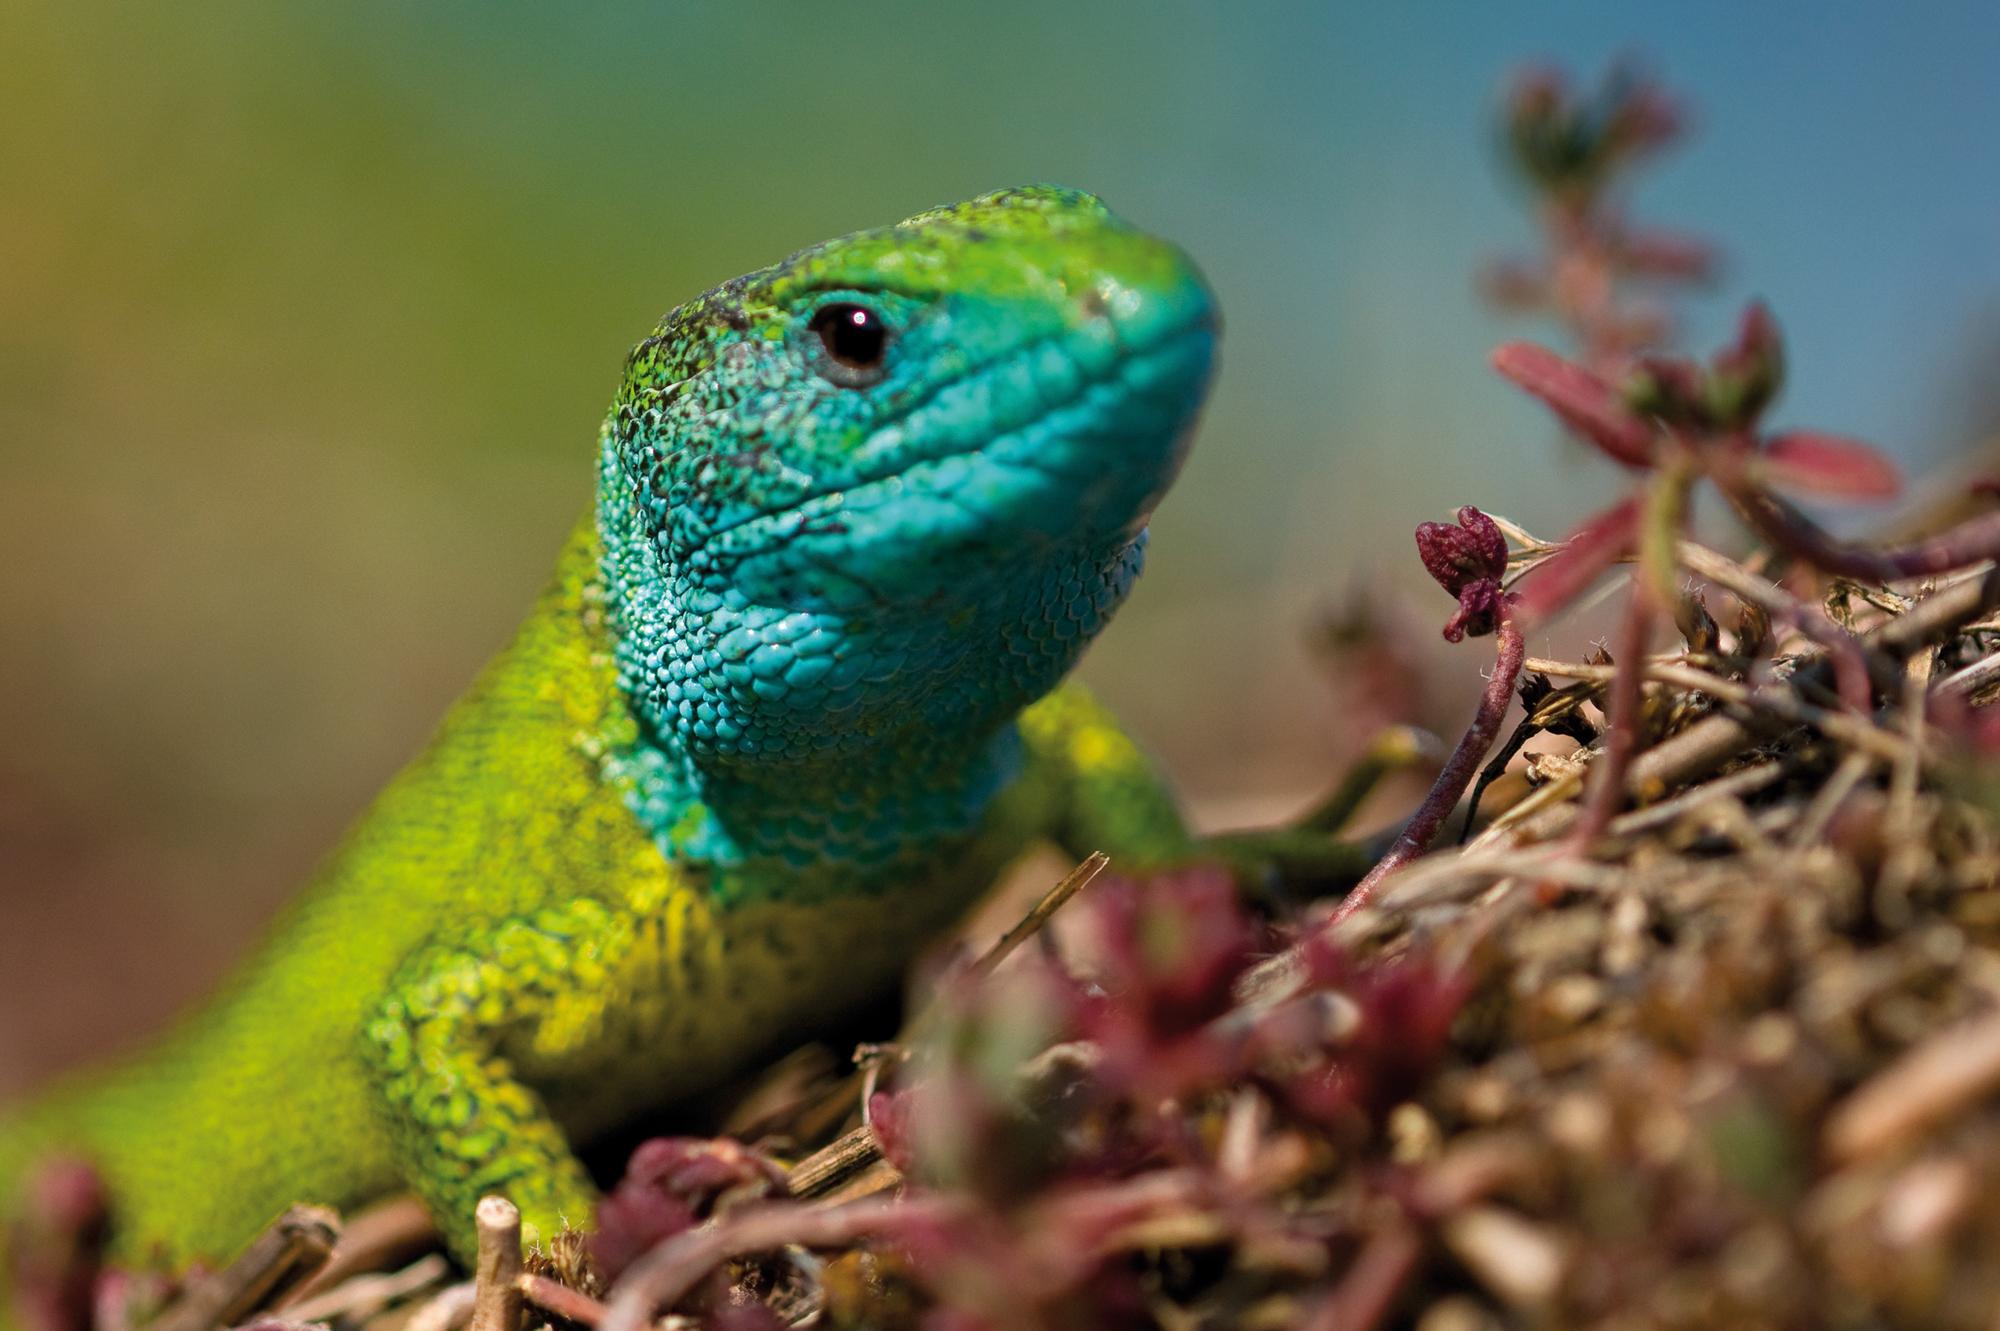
xmin=1567 ymin=588 xmax=1655 ymax=857
xmin=1730 ymin=485 xmax=2000 ymax=582
xmin=1333 ymin=613 xmax=1526 ymax=923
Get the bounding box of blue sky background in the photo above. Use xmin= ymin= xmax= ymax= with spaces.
xmin=5 ymin=0 xmax=2000 ymax=1078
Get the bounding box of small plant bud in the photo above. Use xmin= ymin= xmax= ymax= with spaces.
xmin=1416 ymin=507 xmax=1514 ymax=642
xmin=1733 ymin=599 xmax=1773 ymax=658
xmin=1416 ymin=506 xmax=1508 ymax=594
xmin=1624 ymin=355 xmax=1710 ymax=428
xmin=1599 ymin=70 xmax=1683 ymax=160
xmin=1675 ymin=590 xmax=1720 ymax=653
xmin=1705 ymin=300 xmax=1784 ymax=427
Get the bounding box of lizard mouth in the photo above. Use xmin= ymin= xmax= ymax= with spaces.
xmin=693 ymin=313 xmax=1217 ymax=573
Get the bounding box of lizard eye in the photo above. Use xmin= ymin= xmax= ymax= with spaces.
xmin=809 ymin=302 xmax=892 ymax=385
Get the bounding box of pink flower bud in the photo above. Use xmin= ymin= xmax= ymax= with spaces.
xmin=1416 ymin=507 xmax=1514 ymax=641
xmin=1416 ymin=506 xmax=1508 ymax=594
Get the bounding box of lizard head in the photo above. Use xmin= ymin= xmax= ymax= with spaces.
xmin=599 ymin=186 xmax=1217 ymax=766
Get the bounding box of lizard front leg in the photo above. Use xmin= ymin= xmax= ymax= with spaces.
xmin=1018 ymin=682 xmax=1195 ymax=869
xmin=1020 ymin=682 xmax=1371 ymax=892
xmin=361 ymin=896 xmax=651 ymax=1260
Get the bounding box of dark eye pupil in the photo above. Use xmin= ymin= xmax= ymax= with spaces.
xmin=811 ymin=303 xmax=888 ymax=372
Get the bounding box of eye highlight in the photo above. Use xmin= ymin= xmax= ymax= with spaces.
xmin=809 ymin=302 xmax=892 ymax=384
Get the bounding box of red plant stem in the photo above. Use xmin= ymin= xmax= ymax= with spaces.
xmin=519 ymin=1274 xmax=607 ymax=1327
xmin=1731 ymin=484 xmax=2000 ymax=581
xmin=1333 ymin=612 xmax=1526 ymax=923
xmin=1301 ymin=1217 xmax=1423 ymax=1331
xmin=1568 ymin=588 xmax=1655 ymax=856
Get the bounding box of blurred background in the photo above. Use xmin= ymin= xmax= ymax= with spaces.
xmin=7 ymin=1 xmax=2000 ymax=1095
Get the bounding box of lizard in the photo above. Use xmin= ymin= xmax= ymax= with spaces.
xmin=0 ymin=185 xmax=1225 ymax=1287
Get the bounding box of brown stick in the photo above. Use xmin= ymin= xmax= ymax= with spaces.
xmin=470 ymin=1197 xmax=523 ymax=1331
xmin=786 ymin=1123 xmax=889 ymax=1201
xmin=149 ymin=1206 xmax=341 ymax=1331
xmin=1825 ymin=1007 xmax=2000 ymax=1164
xmin=599 ymin=1196 xmax=951 ymax=1331
xmin=281 ymin=1194 xmax=435 ymax=1307
xmin=281 ymin=1254 xmax=451 ymax=1326
xmin=405 ymin=1283 xmax=477 ymax=1331
xmin=968 ymin=852 xmax=1106 ymax=980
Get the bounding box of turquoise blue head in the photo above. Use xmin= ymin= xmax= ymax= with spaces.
xmin=599 ymin=186 xmax=1217 ymax=765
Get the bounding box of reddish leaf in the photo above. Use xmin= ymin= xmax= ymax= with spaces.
xmin=1511 ymin=496 xmax=1641 ymax=624
xmin=1759 ymin=431 xmax=1902 ymax=501
xmin=1492 ymin=342 xmax=1656 ymax=466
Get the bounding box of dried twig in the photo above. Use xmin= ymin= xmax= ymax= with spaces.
xmin=150 ymin=1206 xmax=341 ymax=1331
xmin=1497 ymin=565 xmax=2000 ymax=845
xmin=1603 ymin=757 xmax=1790 ymax=837
xmin=281 ymin=1195 xmax=434 ymax=1307
xmin=281 ymin=1254 xmax=450 ymax=1325
xmin=470 ymin=1197 xmax=523 ymax=1331
xmin=1677 ymin=537 xmax=1894 ymax=704
xmin=1523 ymin=653 xmax=1915 ymax=763
xmin=600 ymin=1196 xmax=948 ymax=1331
xmin=405 ymin=1283 xmax=477 ymax=1331
xmin=967 ymin=851 xmax=1106 ymax=980
xmin=785 ymin=1124 xmax=890 ymax=1202
xmin=1824 ymin=1007 xmax=2000 ymax=1164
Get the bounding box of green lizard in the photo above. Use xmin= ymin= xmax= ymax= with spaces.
xmin=0 ymin=186 xmax=1220 ymax=1283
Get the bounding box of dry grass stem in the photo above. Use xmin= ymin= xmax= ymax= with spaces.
xmin=469 ymin=1196 xmax=522 ymax=1331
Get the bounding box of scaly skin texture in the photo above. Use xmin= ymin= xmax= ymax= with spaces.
xmin=0 ymin=186 xmax=1216 ymax=1285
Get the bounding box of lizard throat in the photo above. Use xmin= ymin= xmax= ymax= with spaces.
xmin=602 ymin=703 xmax=1025 ymax=903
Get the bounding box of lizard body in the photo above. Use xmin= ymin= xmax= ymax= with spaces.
xmin=0 ymin=186 xmax=1216 ymax=1283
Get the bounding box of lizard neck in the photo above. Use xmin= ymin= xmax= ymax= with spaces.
xmin=603 ymin=710 xmax=1023 ymax=902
